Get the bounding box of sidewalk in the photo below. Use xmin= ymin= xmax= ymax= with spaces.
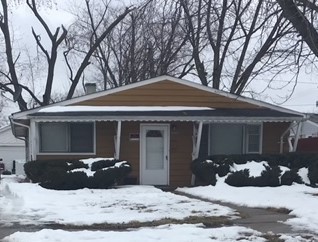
xmin=174 ymin=190 xmax=317 ymax=238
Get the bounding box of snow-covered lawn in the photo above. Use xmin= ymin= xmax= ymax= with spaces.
xmin=0 ymin=177 xmax=234 ymax=226
xmin=2 ymin=224 xmax=266 ymax=242
xmin=1 ymin=175 xmax=317 ymax=241
xmin=177 ymin=179 xmax=318 ymax=233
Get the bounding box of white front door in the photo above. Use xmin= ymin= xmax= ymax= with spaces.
xmin=140 ymin=124 xmax=169 ymax=185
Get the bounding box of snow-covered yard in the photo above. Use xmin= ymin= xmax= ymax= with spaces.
xmin=1 ymin=172 xmax=318 ymax=241
xmin=0 ymin=177 xmax=235 ymax=226
xmin=3 ymin=225 xmax=266 ymax=242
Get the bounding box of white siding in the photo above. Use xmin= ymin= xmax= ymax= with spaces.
xmin=0 ymin=126 xmax=25 ymax=174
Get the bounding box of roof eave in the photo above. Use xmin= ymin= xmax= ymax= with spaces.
xmin=29 ymin=115 xmax=303 ymax=123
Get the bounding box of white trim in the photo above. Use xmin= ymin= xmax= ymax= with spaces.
xmin=245 ymin=123 xmax=263 ymax=154
xmin=29 ymin=116 xmax=302 ymax=123
xmin=30 ymin=120 xmax=37 ymax=161
xmin=293 ymin=121 xmax=303 ymax=152
xmin=36 ymin=121 xmax=97 ymax=156
xmin=11 ymin=75 xmax=305 ymax=120
xmin=114 ymin=121 xmax=122 ymax=160
xmin=140 ymin=123 xmax=170 ymax=185
xmin=194 ymin=122 xmax=203 ymax=159
xmin=280 ymin=122 xmax=295 ymax=153
xmin=191 ymin=122 xmax=203 ymax=185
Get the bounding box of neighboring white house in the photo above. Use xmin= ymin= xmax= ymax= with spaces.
xmin=0 ymin=125 xmax=25 ymax=175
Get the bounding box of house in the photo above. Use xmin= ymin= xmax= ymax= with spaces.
xmin=0 ymin=125 xmax=25 ymax=174
xmin=290 ymin=114 xmax=318 ymax=153
xmin=10 ymin=76 xmax=305 ymax=186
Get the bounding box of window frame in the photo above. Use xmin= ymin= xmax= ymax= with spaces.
xmin=37 ymin=121 xmax=96 ymax=155
xmin=208 ymin=123 xmax=262 ymax=155
xmin=244 ymin=123 xmax=263 ymax=154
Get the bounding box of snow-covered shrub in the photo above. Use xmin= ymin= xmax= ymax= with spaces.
xmin=68 ymin=160 xmax=89 ymax=170
xmin=91 ymin=159 xmax=117 ymax=171
xmin=192 ymin=153 xmax=318 ymax=187
xmin=215 ymin=160 xmax=232 ymax=177
xmin=308 ymin=162 xmax=318 ymax=187
xmin=225 ymin=169 xmax=251 ymax=187
xmin=24 ymin=159 xmax=73 ymax=183
xmin=41 ymin=171 xmax=88 ymax=190
xmin=191 ymin=159 xmax=217 ymax=185
xmin=24 ymin=158 xmax=132 ymax=190
xmin=281 ymin=170 xmax=303 ymax=186
xmin=253 ymin=166 xmax=281 ymax=187
xmin=225 ymin=165 xmax=281 ymax=187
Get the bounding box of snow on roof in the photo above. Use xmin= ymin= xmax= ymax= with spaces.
xmin=38 ymin=106 xmax=215 ymax=113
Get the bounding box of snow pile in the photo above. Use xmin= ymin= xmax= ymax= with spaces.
xmin=0 ymin=179 xmax=235 ymax=226
xmin=3 ymin=225 xmax=265 ymax=242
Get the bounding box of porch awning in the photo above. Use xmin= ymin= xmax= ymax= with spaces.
xmin=27 ymin=106 xmax=304 ymax=123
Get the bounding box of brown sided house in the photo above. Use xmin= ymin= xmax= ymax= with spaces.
xmin=10 ymin=76 xmax=305 ymax=186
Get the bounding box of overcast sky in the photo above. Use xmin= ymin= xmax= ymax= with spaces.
xmin=2 ymin=0 xmax=318 ymax=118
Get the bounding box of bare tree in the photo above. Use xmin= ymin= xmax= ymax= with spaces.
xmin=67 ymin=0 xmax=193 ymax=90
xmin=0 ymin=0 xmax=132 ymax=111
xmin=181 ymin=0 xmax=300 ymax=96
xmin=276 ymin=0 xmax=318 ymax=57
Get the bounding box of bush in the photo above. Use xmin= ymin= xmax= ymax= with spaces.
xmin=40 ymin=170 xmax=89 ymax=190
xmin=191 ymin=159 xmax=217 ymax=185
xmin=24 ymin=158 xmax=132 ymax=190
xmin=281 ymin=170 xmax=303 ymax=186
xmin=208 ymin=153 xmax=318 ymax=170
xmin=24 ymin=160 xmax=70 ymax=183
xmin=67 ymin=160 xmax=88 ymax=171
xmin=1 ymin=170 xmax=12 ymax=175
xmin=91 ymin=159 xmax=116 ymax=171
xmin=225 ymin=169 xmax=251 ymax=187
xmin=251 ymin=166 xmax=281 ymax=187
xmin=308 ymin=162 xmax=318 ymax=186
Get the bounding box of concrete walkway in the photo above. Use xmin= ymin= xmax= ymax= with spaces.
xmin=174 ymin=190 xmax=317 ymax=237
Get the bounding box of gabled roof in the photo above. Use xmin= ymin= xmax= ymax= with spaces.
xmin=29 ymin=106 xmax=303 ymax=123
xmin=11 ymin=75 xmax=305 ymax=120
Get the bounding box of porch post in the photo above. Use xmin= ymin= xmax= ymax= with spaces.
xmin=280 ymin=122 xmax=294 ymax=154
xmin=191 ymin=121 xmax=203 ymax=185
xmin=293 ymin=121 xmax=303 ymax=152
xmin=115 ymin=121 xmax=122 ymax=159
xmin=30 ymin=120 xmax=37 ymax=161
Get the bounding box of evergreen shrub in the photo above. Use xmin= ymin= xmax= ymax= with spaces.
xmin=24 ymin=158 xmax=132 ymax=190
xmin=225 ymin=169 xmax=251 ymax=187
xmin=192 ymin=153 xmax=318 ymax=187
xmin=281 ymin=170 xmax=303 ymax=186
xmin=191 ymin=159 xmax=217 ymax=185
xmin=308 ymin=161 xmax=318 ymax=186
